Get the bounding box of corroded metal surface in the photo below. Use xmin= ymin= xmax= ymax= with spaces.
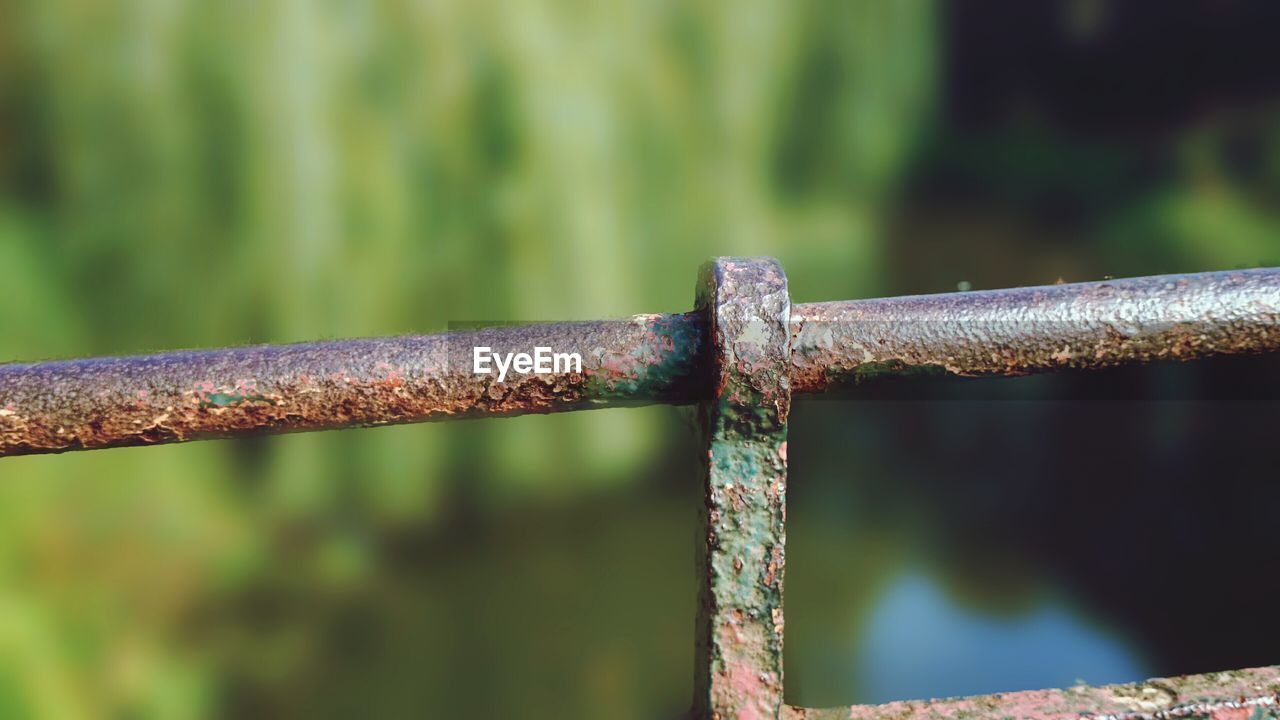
xmin=0 ymin=314 xmax=702 ymax=456
xmin=2 ymin=266 xmax=1278 ymax=459
xmin=790 ymin=268 xmax=1280 ymax=392
xmin=693 ymin=258 xmax=791 ymax=720
xmin=783 ymin=666 xmax=1280 ymax=720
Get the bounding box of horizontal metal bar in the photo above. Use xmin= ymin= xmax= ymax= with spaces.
xmin=0 ymin=314 xmax=703 ymax=456
xmin=790 ymin=267 xmax=1280 ymax=392
xmin=2 ymin=267 xmax=1278 ymax=457
xmin=785 ymin=665 xmax=1280 ymax=720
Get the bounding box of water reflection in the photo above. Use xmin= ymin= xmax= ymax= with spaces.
xmin=856 ymin=571 xmax=1146 ymax=703
xmin=786 ymin=355 xmax=1280 ymax=708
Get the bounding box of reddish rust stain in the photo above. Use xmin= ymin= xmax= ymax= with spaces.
xmin=724 ymin=660 xmax=766 ymax=720
xmin=713 ymin=621 xmax=783 ymax=720
xmin=762 ymin=545 xmax=782 ymax=589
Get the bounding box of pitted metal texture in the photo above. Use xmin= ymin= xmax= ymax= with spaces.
xmin=2 ymin=266 xmax=1278 ymax=459
xmin=693 ymin=257 xmax=791 ymax=720
xmin=790 ymin=268 xmax=1280 ymax=391
xmin=0 ymin=315 xmax=703 ymax=456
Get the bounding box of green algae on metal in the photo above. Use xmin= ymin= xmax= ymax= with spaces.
xmin=580 ymin=311 xmax=704 ymax=402
xmin=693 ymin=257 xmax=791 ymax=720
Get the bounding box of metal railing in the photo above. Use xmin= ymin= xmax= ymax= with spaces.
xmin=2 ymin=257 xmax=1279 ymax=719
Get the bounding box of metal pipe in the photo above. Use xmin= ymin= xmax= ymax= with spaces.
xmin=0 ymin=314 xmax=704 ymax=456
xmin=789 ymin=267 xmax=1280 ymax=392
xmin=2 ymin=267 xmax=1278 ymax=458
xmin=783 ymin=665 xmax=1280 ymax=720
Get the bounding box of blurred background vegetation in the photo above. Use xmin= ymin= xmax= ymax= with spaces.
xmin=1 ymin=0 xmax=1278 ymax=717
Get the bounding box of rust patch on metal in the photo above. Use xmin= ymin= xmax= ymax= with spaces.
xmin=693 ymin=257 xmax=790 ymax=720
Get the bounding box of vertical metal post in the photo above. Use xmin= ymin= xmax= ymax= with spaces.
xmin=694 ymin=258 xmax=792 ymax=719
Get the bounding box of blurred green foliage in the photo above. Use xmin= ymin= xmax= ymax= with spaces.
xmin=0 ymin=1 xmax=934 ymax=716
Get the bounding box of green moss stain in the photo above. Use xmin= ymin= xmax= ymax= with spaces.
xmin=200 ymin=391 xmax=273 ymax=408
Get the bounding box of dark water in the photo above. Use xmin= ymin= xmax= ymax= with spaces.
xmin=785 ymin=353 xmax=1280 ymax=707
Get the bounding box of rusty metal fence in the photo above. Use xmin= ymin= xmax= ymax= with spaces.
xmin=2 ymin=257 xmax=1278 ymax=719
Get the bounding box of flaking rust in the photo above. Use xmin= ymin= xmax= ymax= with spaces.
xmin=789 ymin=269 xmax=1280 ymax=392
xmin=694 ymin=258 xmax=791 ymax=720
xmin=0 ymin=315 xmax=704 ymax=456
xmin=3 ymin=266 xmax=1279 ymax=457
